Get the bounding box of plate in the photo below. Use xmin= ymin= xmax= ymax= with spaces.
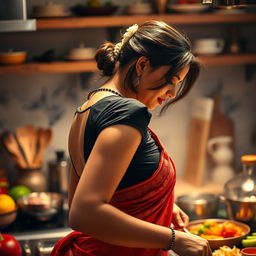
xmin=187 ymin=218 xmax=250 ymax=250
xmin=168 ymin=4 xmax=210 ymax=13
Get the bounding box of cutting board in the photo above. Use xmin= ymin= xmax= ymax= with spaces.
xmin=183 ymin=98 xmax=214 ymax=186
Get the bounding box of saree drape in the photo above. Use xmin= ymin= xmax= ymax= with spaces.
xmin=50 ymin=129 xmax=176 ymax=256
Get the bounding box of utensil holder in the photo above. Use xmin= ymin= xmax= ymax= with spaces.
xmin=16 ymin=167 xmax=47 ymax=192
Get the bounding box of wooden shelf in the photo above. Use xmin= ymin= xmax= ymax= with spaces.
xmin=198 ymin=54 xmax=256 ymax=66
xmin=0 ymin=54 xmax=255 ymax=75
xmin=36 ymin=13 xmax=256 ymax=30
xmin=0 ymin=60 xmax=97 ymax=75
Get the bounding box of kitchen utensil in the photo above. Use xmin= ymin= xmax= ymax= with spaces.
xmin=187 ymin=218 xmax=250 ymax=250
xmin=0 ymin=51 xmax=27 ymax=65
xmin=3 ymin=132 xmax=27 ymax=168
xmin=16 ymin=125 xmax=37 ymax=167
xmin=0 ymin=207 xmax=17 ymax=229
xmin=183 ymin=97 xmax=214 ymax=186
xmin=221 ymin=155 xmax=256 ymax=229
xmin=176 ymin=193 xmax=219 ymax=220
xmin=48 ymin=150 xmax=70 ymax=197
xmin=17 ymin=192 xmax=63 ymax=221
xmin=207 ymin=136 xmax=234 ymax=184
xmin=33 ymin=128 xmax=53 ymax=168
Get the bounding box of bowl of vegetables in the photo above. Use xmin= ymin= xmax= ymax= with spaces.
xmin=187 ymin=219 xmax=250 ymax=250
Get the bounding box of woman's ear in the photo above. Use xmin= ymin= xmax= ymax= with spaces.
xmin=135 ymin=56 xmax=150 ymax=76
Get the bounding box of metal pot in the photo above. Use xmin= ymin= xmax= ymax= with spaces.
xmin=220 ymin=195 xmax=256 ymax=229
xmin=176 ymin=193 xmax=219 ymax=220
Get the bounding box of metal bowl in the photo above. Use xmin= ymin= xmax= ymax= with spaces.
xmin=17 ymin=192 xmax=63 ymax=221
xmin=220 ymin=195 xmax=256 ymax=229
xmin=0 ymin=207 xmax=17 ymax=229
xmin=187 ymin=218 xmax=250 ymax=250
xmin=176 ymin=193 xmax=219 ymax=220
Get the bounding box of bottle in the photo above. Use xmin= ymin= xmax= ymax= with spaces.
xmin=224 ymin=155 xmax=256 ymax=201
xmin=48 ymin=151 xmax=70 ymax=198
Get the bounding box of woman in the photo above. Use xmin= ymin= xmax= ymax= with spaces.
xmin=51 ymin=20 xmax=212 ymax=256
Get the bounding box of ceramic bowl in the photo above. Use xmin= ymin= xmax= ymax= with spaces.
xmin=32 ymin=4 xmax=69 ymax=18
xmin=66 ymin=47 xmax=95 ymax=60
xmin=241 ymin=247 xmax=256 ymax=256
xmin=0 ymin=51 xmax=27 ymax=65
xmin=0 ymin=207 xmax=17 ymax=229
xmin=187 ymin=219 xmax=250 ymax=250
xmin=17 ymin=192 xmax=63 ymax=221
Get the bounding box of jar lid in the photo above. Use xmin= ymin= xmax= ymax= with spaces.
xmin=241 ymin=155 xmax=256 ymax=164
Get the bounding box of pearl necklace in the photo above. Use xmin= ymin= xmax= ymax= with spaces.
xmin=87 ymin=88 xmax=123 ymax=100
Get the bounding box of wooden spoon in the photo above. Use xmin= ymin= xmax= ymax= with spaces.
xmin=16 ymin=125 xmax=36 ymax=167
xmin=32 ymin=128 xmax=53 ymax=168
xmin=3 ymin=132 xmax=28 ymax=168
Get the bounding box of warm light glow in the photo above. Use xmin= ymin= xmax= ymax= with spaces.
xmin=242 ymin=179 xmax=254 ymax=192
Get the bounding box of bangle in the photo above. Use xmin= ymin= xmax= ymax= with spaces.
xmin=163 ymin=227 xmax=175 ymax=251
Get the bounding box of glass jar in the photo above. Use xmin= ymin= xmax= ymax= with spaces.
xmin=224 ymin=155 xmax=256 ymax=201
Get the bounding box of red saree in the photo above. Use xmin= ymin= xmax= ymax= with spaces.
xmin=50 ymin=129 xmax=176 ymax=256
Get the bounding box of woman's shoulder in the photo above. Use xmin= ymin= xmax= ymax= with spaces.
xmin=94 ymin=96 xmax=150 ymax=116
xmin=90 ymin=96 xmax=152 ymax=126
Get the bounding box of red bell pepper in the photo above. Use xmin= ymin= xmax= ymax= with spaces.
xmin=0 ymin=233 xmax=22 ymax=256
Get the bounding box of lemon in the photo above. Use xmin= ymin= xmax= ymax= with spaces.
xmin=0 ymin=194 xmax=16 ymax=214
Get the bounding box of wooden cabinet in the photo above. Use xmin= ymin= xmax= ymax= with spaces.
xmin=0 ymin=13 xmax=256 ymax=75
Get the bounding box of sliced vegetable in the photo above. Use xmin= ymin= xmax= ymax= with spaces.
xmin=246 ymin=236 xmax=256 ymax=239
xmin=242 ymin=238 xmax=256 ymax=247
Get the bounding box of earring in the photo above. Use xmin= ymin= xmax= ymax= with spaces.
xmin=134 ymin=75 xmax=140 ymax=88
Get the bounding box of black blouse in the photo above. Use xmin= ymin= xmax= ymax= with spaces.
xmin=77 ymin=96 xmax=160 ymax=189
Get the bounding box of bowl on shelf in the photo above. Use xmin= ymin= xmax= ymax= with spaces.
xmin=0 ymin=51 xmax=27 ymax=65
xmin=16 ymin=192 xmax=63 ymax=221
xmin=0 ymin=207 xmax=18 ymax=229
xmin=187 ymin=218 xmax=250 ymax=250
xmin=66 ymin=45 xmax=95 ymax=60
xmin=32 ymin=4 xmax=70 ymax=18
xmin=71 ymin=5 xmax=118 ymax=16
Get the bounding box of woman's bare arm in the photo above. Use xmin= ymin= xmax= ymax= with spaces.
xmin=68 ymin=124 xmax=172 ymax=249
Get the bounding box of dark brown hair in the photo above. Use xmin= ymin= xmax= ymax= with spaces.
xmin=95 ymin=20 xmax=200 ymax=113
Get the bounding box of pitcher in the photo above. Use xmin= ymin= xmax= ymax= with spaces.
xmin=207 ymin=136 xmax=234 ymax=184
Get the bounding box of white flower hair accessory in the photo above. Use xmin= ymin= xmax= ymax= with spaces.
xmin=114 ymin=24 xmax=139 ymax=60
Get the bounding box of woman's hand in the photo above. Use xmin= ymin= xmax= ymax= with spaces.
xmin=172 ymin=204 xmax=189 ymax=229
xmin=172 ymin=230 xmax=212 ymax=256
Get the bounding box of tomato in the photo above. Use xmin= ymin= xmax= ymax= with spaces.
xmin=0 ymin=234 xmax=22 ymax=256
